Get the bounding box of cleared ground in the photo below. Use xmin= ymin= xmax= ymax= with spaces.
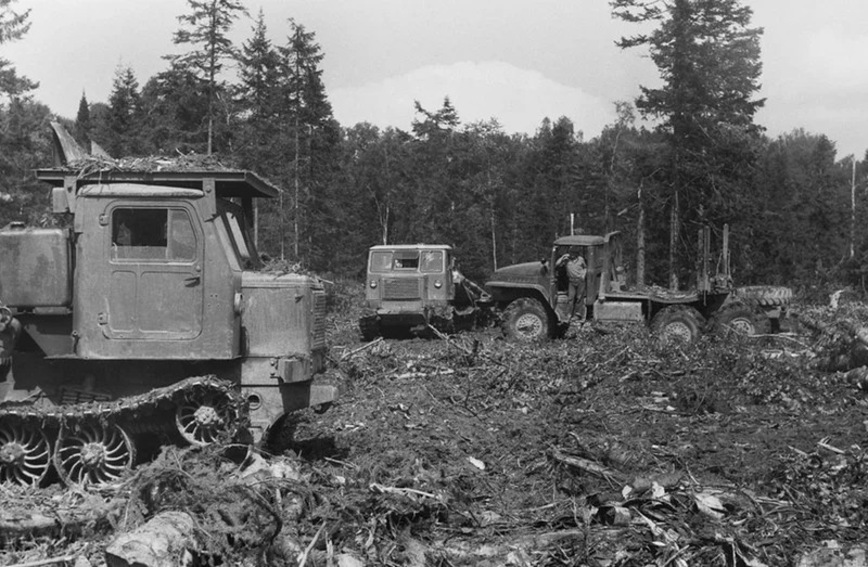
xmin=2 ymin=286 xmax=866 ymax=566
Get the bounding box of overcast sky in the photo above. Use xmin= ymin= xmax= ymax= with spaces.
xmin=5 ymin=0 xmax=867 ymax=159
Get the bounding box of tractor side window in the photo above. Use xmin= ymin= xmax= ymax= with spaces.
xmin=370 ymin=251 xmax=393 ymax=273
xmin=420 ymin=251 xmax=443 ymax=273
xmin=167 ymin=210 xmax=196 ymax=261
xmin=112 ymin=208 xmax=168 ymax=260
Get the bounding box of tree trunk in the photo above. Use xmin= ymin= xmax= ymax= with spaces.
xmin=669 ymin=190 xmax=679 ymax=290
xmin=490 ymin=199 xmax=498 ymax=271
xmin=636 ymin=182 xmax=645 ymax=286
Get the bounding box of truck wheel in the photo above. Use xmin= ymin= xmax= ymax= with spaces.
xmin=359 ymin=316 xmax=380 ymax=341
xmin=650 ymin=305 xmax=704 ymax=344
xmin=710 ymin=302 xmax=770 ymax=336
xmin=502 ymin=298 xmax=552 ymax=341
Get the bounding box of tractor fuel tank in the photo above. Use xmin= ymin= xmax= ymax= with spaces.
xmin=0 ymin=226 xmax=72 ymax=308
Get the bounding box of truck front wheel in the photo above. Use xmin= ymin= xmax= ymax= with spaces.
xmin=502 ymin=298 xmax=552 ymax=341
xmin=650 ymin=305 xmax=704 ymax=344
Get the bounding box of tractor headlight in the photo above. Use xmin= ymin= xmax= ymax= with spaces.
xmin=369 ymin=280 xmax=378 ymax=289
xmin=434 ymin=280 xmax=442 ymax=289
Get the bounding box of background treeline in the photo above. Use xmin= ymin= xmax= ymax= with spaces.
xmin=0 ymin=0 xmax=865 ymax=297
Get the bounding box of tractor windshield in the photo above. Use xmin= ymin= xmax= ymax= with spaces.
xmin=217 ymin=200 xmax=261 ymax=270
xmin=369 ymin=249 xmax=445 ymax=273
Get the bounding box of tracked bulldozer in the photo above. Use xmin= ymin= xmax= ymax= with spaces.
xmin=0 ymin=124 xmax=336 ymax=487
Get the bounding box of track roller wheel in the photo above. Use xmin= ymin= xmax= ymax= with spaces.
xmin=175 ymin=388 xmax=238 ymax=446
xmin=54 ymin=422 xmax=135 ymax=487
xmin=0 ymin=418 xmax=52 ymax=487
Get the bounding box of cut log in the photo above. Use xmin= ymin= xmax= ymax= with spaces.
xmin=795 ymin=312 xmax=868 ymax=371
xmin=549 ymin=448 xmax=626 ymax=484
xmin=105 ymin=511 xmax=197 ymax=567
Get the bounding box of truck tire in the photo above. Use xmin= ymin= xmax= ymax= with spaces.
xmin=736 ymin=285 xmax=793 ymax=307
xmin=650 ymin=305 xmax=704 ymax=344
xmin=709 ymin=302 xmax=770 ymax=336
xmin=502 ymin=298 xmax=552 ymax=341
xmin=359 ymin=315 xmax=380 ymax=342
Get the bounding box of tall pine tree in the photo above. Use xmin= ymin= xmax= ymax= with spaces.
xmin=612 ymin=0 xmax=764 ymax=288
xmin=168 ymin=0 xmax=247 ymax=154
xmin=273 ymin=19 xmax=339 ymax=266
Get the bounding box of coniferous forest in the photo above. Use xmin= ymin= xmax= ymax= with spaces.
xmin=0 ymin=0 xmax=865 ymax=297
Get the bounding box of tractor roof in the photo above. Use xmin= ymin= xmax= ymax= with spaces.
xmin=35 ymin=166 xmax=280 ymax=200
xmin=37 ymin=121 xmax=281 ymax=199
xmin=369 ymin=244 xmax=453 ymax=252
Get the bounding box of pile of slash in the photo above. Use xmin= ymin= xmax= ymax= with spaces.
xmin=3 ymin=290 xmax=868 ymax=567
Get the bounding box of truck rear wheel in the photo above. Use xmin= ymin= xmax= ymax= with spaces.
xmin=502 ymin=298 xmax=552 ymax=341
xmin=651 ymin=305 xmax=704 ymax=344
xmin=709 ymin=302 xmax=770 ymax=337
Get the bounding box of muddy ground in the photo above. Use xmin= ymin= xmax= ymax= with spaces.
xmin=2 ymin=284 xmax=868 ymax=566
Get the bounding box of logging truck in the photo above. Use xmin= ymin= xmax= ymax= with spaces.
xmin=485 ymin=226 xmax=791 ymax=342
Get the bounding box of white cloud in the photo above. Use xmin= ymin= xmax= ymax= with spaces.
xmin=329 ymin=61 xmax=614 ymax=137
xmin=804 ymin=30 xmax=868 ymax=89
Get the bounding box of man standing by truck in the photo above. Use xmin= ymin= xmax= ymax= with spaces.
xmin=557 ymin=247 xmax=587 ymax=319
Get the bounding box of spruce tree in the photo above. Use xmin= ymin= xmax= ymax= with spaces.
xmin=104 ymin=66 xmax=142 ymax=157
xmin=274 ymin=19 xmax=338 ymax=265
xmin=74 ymin=92 xmax=91 ymax=149
xmin=0 ymin=0 xmax=36 ymax=100
xmin=611 ymin=0 xmax=764 ymax=288
xmin=168 ymin=0 xmax=247 ymax=154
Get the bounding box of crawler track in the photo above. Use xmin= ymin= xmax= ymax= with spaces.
xmin=0 ymin=375 xmax=248 ymax=487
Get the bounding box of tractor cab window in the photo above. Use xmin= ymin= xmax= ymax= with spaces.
xmin=112 ymin=208 xmax=167 ymax=260
xmin=112 ymin=207 xmax=197 ymax=262
xmin=370 ymin=251 xmax=394 ymax=273
xmin=217 ymin=200 xmax=259 ymax=270
xmin=168 ymin=210 xmax=196 ymax=260
xmin=420 ymin=250 xmax=443 ymax=273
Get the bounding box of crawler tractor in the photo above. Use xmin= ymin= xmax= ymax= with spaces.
xmin=0 ymin=124 xmax=336 ymax=487
xmin=485 ymin=226 xmax=791 ymax=342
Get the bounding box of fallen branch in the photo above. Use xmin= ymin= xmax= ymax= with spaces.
xmin=6 ymin=557 xmax=76 ymax=567
xmin=298 ymin=522 xmax=326 ymax=567
xmin=369 ymin=483 xmax=440 ymax=500
xmin=340 ymin=337 xmax=383 ymax=361
xmin=549 ymin=447 xmax=626 ymax=484
xmin=427 ymin=325 xmax=473 ymax=355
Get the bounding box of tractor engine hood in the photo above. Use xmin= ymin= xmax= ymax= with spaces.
xmin=486 ymin=261 xmax=548 ymax=288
